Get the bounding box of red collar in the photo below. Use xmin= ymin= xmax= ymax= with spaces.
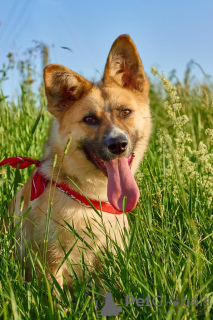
xmin=0 ymin=157 xmax=123 ymax=215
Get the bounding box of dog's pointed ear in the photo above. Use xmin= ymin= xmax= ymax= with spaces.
xmin=44 ymin=64 xmax=93 ymax=117
xmin=103 ymin=35 xmax=149 ymax=94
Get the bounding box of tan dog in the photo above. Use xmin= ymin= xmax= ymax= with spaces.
xmin=10 ymin=35 xmax=151 ymax=288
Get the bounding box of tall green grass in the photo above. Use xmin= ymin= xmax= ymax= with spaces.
xmin=0 ymin=61 xmax=213 ymax=319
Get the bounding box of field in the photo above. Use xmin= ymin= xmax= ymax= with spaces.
xmin=0 ymin=59 xmax=213 ymax=319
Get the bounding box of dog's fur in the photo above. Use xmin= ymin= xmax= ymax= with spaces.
xmin=10 ymin=35 xmax=151 ymax=288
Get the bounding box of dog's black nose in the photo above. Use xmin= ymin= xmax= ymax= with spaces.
xmin=106 ymin=135 xmax=128 ymax=155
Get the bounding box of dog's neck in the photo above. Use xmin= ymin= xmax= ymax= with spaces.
xmin=39 ymin=161 xmax=108 ymax=202
xmin=39 ymin=157 xmax=108 ymax=201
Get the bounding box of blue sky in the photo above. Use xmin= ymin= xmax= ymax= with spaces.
xmin=0 ymin=0 xmax=213 ymax=98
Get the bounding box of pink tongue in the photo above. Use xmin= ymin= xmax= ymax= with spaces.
xmin=104 ymin=157 xmax=140 ymax=212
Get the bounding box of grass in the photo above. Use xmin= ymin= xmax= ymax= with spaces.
xmin=0 ymin=62 xmax=213 ymax=319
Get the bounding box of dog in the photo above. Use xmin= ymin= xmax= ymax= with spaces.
xmin=9 ymin=34 xmax=151 ymax=289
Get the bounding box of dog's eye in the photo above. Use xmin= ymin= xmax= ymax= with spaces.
xmin=83 ymin=116 xmax=98 ymax=125
xmin=120 ymin=109 xmax=131 ymax=117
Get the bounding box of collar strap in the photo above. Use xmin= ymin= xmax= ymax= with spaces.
xmin=0 ymin=157 xmax=123 ymax=215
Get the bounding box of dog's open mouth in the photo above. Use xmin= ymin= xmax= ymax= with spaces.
xmin=88 ymin=151 xmax=139 ymax=212
xmin=88 ymin=151 xmax=135 ymax=177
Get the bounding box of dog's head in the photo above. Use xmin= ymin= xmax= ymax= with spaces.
xmin=43 ymin=35 xmax=151 ymax=211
